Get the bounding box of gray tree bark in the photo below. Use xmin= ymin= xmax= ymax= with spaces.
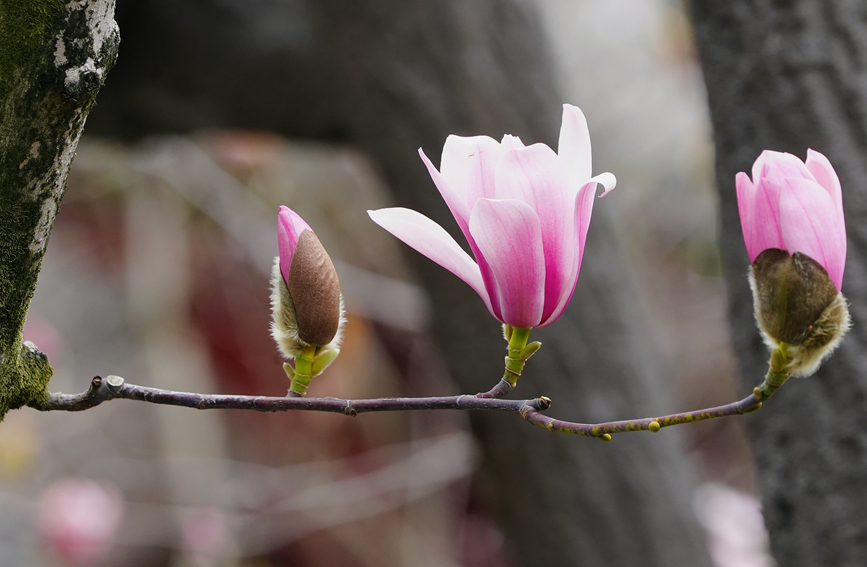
xmin=85 ymin=1 xmax=712 ymax=565
xmin=691 ymin=2 xmax=867 ymax=565
xmin=0 ymin=0 xmax=119 ymax=417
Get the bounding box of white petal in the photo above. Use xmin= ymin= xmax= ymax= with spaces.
xmin=558 ymin=104 xmax=593 ymax=185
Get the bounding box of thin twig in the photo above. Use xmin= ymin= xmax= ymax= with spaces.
xmin=31 ymin=375 xmax=763 ymax=440
xmin=521 ymin=394 xmax=762 ymax=440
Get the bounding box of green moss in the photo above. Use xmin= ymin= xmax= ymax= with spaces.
xmin=0 ymin=0 xmax=65 ymax=84
xmin=0 ymin=0 xmax=117 ymax=419
xmin=0 ymin=344 xmax=53 ymax=416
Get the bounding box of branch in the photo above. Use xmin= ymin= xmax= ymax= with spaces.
xmin=522 ymin=393 xmax=762 ymax=440
xmin=32 ymin=375 xmax=764 ymax=440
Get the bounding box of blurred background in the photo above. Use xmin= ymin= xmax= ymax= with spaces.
xmin=4 ymin=0 xmax=774 ymax=565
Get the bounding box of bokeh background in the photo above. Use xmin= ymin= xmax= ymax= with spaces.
xmin=3 ymin=1 xmax=774 ymax=565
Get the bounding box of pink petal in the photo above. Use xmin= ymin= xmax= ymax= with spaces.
xmin=736 ymin=172 xmax=758 ymax=261
xmin=538 ymin=172 xmax=615 ymax=326
xmin=805 ymin=149 xmax=845 ymax=224
xmin=805 ymin=149 xmax=847 ymax=277
xmin=740 ymin=172 xmax=785 ymax=261
xmin=492 ymin=143 xmax=576 ymax=321
xmin=419 ymin=145 xmax=500 ymax=312
xmin=591 ymin=171 xmax=617 ymax=197
xmin=367 ymin=208 xmax=491 ymax=310
xmin=558 ymin=104 xmax=592 ymax=185
xmin=500 ymin=135 xmax=525 ymax=151
xmin=779 ymin=178 xmax=845 ymax=290
xmin=469 ymin=199 xmax=545 ymax=327
xmin=752 ymin=150 xmax=814 ymax=184
xmin=439 ymin=135 xmax=502 ymax=205
xmin=277 ymin=206 xmax=313 ymax=281
xmin=419 ymin=148 xmax=471 ymax=235
xmin=575 ymin=172 xmax=616 ymax=261
xmin=493 ymin=143 xmax=566 ymax=203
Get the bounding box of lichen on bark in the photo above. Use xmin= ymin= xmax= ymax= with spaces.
xmin=0 ymin=0 xmax=119 ymax=417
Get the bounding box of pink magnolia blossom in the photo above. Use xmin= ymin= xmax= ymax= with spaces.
xmin=37 ymin=479 xmax=125 ymax=566
xmin=369 ymin=104 xmax=615 ymax=328
xmin=736 ymin=149 xmax=846 ymax=290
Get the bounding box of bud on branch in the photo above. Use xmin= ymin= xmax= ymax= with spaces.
xmin=737 ymin=150 xmax=850 ymax=381
xmin=270 ymin=206 xmax=344 ymax=395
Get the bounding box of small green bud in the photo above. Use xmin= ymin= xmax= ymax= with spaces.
xmin=502 ymin=324 xmax=514 ymax=341
xmin=520 ymin=341 xmax=542 ymax=360
xmin=311 ymin=346 xmax=340 ymax=376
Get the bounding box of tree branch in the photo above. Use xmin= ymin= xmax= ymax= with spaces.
xmin=31 ymin=374 xmax=764 ymax=440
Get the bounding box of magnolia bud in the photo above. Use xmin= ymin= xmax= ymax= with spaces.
xmin=749 ymin=248 xmax=850 ymax=377
xmin=270 ymin=206 xmax=344 ymax=362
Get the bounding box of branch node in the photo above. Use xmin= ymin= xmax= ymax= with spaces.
xmin=344 ymin=404 xmax=357 ymax=417
xmin=105 ymin=375 xmax=124 ymax=391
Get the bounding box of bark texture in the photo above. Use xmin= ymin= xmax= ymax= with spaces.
xmin=0 ymin=0 xmax=119 ymax=417
xmin=85 ymin=1 xmax=711 ymax=564
xmin=691 ymin=2 xmax=867 ymax=565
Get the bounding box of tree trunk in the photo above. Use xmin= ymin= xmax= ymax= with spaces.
xmin=0 ymin=0 xmax=119 ymax=417
xmin=691 ymin=2 xmax=867 ymax=565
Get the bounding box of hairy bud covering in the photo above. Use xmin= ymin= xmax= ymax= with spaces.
xmin=749 ymin=249 xmax=850 ymax=377
xmin=270 ymin=206 xmax=344 ymax=360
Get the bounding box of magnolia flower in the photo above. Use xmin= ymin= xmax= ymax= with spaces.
xmin=737 ymin=149 xmax=846 ymax=290
xmin=270 ymin=206 xmax=344 ymax=394
xmin=736 ymin=150 xmax=850 ymax=378
xmin=369 ymin=104 xmax=615 ymax=328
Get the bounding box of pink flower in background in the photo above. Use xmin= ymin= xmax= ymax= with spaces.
xmin=736 ymin=149 xmax=846 ymax=290
xmin=369 ymin=104 xmax=615 ymax=328
xmin=37 ymin=479 xmax=125 ymax=566
xmin=181 ymin=506 xmax=229 ymax=561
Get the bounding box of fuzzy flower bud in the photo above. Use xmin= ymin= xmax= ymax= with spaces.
xmin=737 ymin=150 xmax=850 ymax=377
xmin=270 ymin=206 xmax=344 ymax=394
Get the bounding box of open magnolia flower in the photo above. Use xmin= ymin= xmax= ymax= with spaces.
xmin=369 ymin=104 xmax=615 ymax=328
xmin=737 ymin=149 xmax=850 ymax=378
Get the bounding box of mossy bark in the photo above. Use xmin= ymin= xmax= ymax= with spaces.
xmin=0 ymin=0 xmax=118 ymax=418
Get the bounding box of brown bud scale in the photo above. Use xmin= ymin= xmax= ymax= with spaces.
xmin=288 ymin=230 xmax=342 ymax=345
xmin=749 ymin=249 xmax=851 ymax=377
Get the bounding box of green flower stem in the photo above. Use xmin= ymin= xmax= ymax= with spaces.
xmin=288 ymin=344 xmax=318 ymax=396
xmin=502 ymin=326 xmax=534 ymax=387
xmin=754 ymin=344 xmax=792 ymax=400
